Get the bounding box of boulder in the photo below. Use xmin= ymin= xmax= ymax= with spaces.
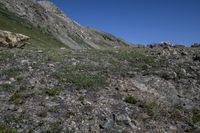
xmin=0 ymin=30 xmax=30 ymax=48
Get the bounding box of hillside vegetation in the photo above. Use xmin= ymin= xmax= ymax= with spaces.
xmin=0 ymin=6 xmax=65 ymax=49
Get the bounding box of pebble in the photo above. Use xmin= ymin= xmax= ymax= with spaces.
xmin=10 ymin=77 xmax=16 ymax=82
xmin=17 ymin=108 xmax=23 ymax=113
xmin=21 ymin=60 xmax=29 ymax=65
xmin=48 ymin=64 xmax=55 ymax=68
xmin=8 ymin=104 xmax=16 ymax=111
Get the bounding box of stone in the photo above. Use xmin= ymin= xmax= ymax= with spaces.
xmin=8 ymin=104 xmax=16 ymax=111
xmin=17 ymin=107 xmax=23 ymax=113
xmin=9 ymin=78 xmax=16 ymax=82
xmin=37 ymin=50 xmax=43 ymax=53
xmin=60 ymin=47 xmax=66 ymax=50
xmin=102 ymin=119 xmax=114 ymax=129
xmin=0 ymin=30 xmax=30 ymax=48
xmin=21 ymin=60 xmax=29 ymax=65
xmin=48 ymin=64 xmax=55 ymax=68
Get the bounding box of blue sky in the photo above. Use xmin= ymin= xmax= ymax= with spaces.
xmin=51 ymin=0 xmax=200 ymax=45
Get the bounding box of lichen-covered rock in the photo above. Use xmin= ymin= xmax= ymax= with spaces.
xmin=0 ymin=30 xmax=30 ymax=48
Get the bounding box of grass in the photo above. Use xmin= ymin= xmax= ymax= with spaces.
xmin=0 ymin=84 xmax=15 ymax=93
xmin=37 ymin=110 xmax=48 ymax=118
xmin=140 ymin=101 xmax=159 ymax=117
xmin=192 ymin=109 xmax=200 ymax=123
xmin=9 ymin=88 xmax=34 ymax=105
xmin=55 ymin=63 xmax=106 ymax=89
xmin=0 ymin=125 xmax=16 ymax=133
xmin=9 ymin=88 xmax=24 ymax=105
xmin=0 ymin=67 xmax=21 ymax=79
xmin=46 ymin=88 xmax=62 ymax=96
xmin=124 ymin=96 xmax=137 ymax=104
xmin=0 ymin=6 xmax=65 ymax=49
xmin=0 ymin=51 xmax=14 ymax=61
xmin=78 ymin=96 xmax=85 ymax=103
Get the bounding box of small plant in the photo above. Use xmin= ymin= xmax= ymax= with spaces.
xmin=78 ymin=96 xmax=85 ymax=103
xmin=0 ymin=125 xmax=16 ymax=133
xmin=175 ymin=68 xmax=186 ymax=79
xmin=140 ymin=101 xmax=159 ymax=117
xmin=124 ymin=96 xmax=137 ymax=104
xmin=38 ymin=110 xmax=48 ymax=118
xmin=192 ymin=109 xmax=200 ymax=123
xmin=46 ymin=88 xmax=61 ymax=96
xmin=9 ymin=88 xmax=23 ymax=105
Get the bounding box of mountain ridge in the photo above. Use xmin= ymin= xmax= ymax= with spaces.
xmin=0 ymin=0 xmax=129 ymax=49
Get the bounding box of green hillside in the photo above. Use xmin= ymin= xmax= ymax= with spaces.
xmin=0 ymin=6 xmax=66 ymax=49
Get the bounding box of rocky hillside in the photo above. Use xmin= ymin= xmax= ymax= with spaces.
xmin=0 ymin=0 xmax=129 ymax=49
xmin=0 ymin=43 xmax=200 ymax=132
xmin=0 ymin=0 xmax=200 ymax=133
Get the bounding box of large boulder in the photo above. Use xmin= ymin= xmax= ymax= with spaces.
xmin=0 ymin=30 xmax=30 ymax=48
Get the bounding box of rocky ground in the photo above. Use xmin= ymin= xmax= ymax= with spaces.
xmin=0 ymin=45 xmax=200 ymax=133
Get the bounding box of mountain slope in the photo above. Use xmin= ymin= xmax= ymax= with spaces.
xmin=0 ymin=0 xmax=129 ymax=49
xmin=0 ymin=4 xmax=65 ymax=49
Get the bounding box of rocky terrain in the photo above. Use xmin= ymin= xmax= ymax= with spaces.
xmin=0 ymin=43 xmax=200 ymax=132
xmin=0 ymin=0 xmax=200 ymax=133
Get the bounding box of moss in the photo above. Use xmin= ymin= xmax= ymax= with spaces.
xmin=124 ymin=96 xmax=137 ymax=104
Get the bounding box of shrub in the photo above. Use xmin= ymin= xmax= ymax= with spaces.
xmin=124 ymin=96 xmax=137 ymax=104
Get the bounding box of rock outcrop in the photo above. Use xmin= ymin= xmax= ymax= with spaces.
xmin=0 ymin=0 xmax=129 ymax=49
xmin=0 ymin=30 xmax=30 ymax=48
xmin=191 ymin=43 xmax=200 ymax=48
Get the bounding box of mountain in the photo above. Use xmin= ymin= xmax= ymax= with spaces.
xmin=0 ymin=0 xmax=200 ymax=132
xmin=0 ymin=0 xmax=129 ymax=49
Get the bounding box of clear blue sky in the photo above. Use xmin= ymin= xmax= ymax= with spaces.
xmin=51 ymin=0 xmax=200 ymax=45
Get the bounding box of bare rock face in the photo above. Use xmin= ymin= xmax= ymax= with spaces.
xmin=0 ymin=30 xmax=30 ymax=48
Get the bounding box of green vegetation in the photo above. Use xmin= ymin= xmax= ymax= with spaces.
xmin=9 ymin=88 xmax=24 ymax=105
xmin=169 ymin=104 xmax=184 ymax=120
xmin=175 ymin=68 xmax=186 ymax=79
xmin=124 ymin=96 xmax=137 ymax=104
xmin=9 ymin=88 xmax=34 ymax=105
xmin=0 ymin=125 xmax=16 ymax=133
xmin=192 ymin=109 xmax=200 ymax=123
xmin=47 ymin=121 xmax=63 ymax=133
xmin=38 ymin=110 xmax=48 ymax=118
xmin=78 ymin=96 xmax=85 ymax=103
xmin=46 ymin=88 xmax=62 ymax=96
xmin=55 ymin=63 xmax=106 ymax=89
xmin=0 ymin=7 xmax=65 ymax=49
xmin=0 ymin=67 xmax=21 ymax=79
xmin=140 ymin=101 xmax=159 ymax=117
xmin=0 ymin=84 xmax=15 ymax=93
